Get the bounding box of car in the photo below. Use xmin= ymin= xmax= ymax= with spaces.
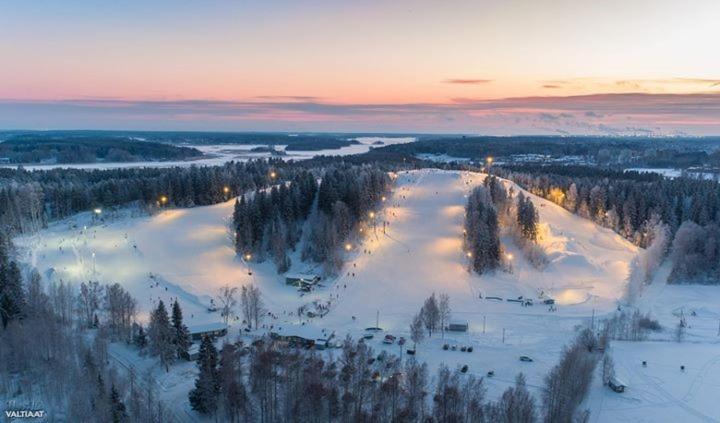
xmin=543 ymin=298 xmax=555 ymax=305
xmin=406 ymin=349 xmax=416 ymax=355
xmin=443 ymin=344 xmax=449 ymax=350
xmin=467 ymin=346 xmax=474 ymax=353
xmin=383 ymin=334 xmax=396 ymax=345
xmin=363 ymin=333 xmax=374 ymax=340
xmin=519 ymin=356 xmax=534 ymax=362
xmin=460 ymin=365 xmax=469 ymax=373
xmin=487 ymin=370 xmax=495 ymax=377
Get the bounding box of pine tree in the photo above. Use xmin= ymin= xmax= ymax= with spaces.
xmin=148 ymin=300 xmax=174 ymax=371
xmin=171 ymin=300 xmax=191 ymax=360
xmin=134 ymin=324 xmax=148 ymax=349
xmin=109 ymin=384 xmax=128 ymax=423
xmin=189 ymin=336 xmax=219 ymax=414
xmin=0 ymin=260 xmax=25 ymax=327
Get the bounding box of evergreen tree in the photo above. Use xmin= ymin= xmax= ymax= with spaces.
xmin=171 ymin=300 xmax=191 ymax=360
xmin=189 ymin=336 xmax=219 ymax=415
xmin=0 ymin=260 xmax=25 ymax=327
xmin=134 ymin=324 xmax=148 ymax=349
xmin=109 ymin=384 xmax=128 ymax=423
xmin=148 ymin=300 xmax=174 ymax=371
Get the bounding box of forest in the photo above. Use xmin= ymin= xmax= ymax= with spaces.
xmin=0 ymin=135 xmax=202 ymax=164
xmin=376 ymin=135 xmax=720 ymax=168
xmin=494 ymin=164 xmax=720 ymax=283
xmin=0 ymin=159 xmax=303 ymax=235
xmin=234 ymin=164 xmax=392 ymax=274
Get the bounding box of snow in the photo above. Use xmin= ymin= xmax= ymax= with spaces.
xmin=19 ymin=168 xmax=720 ymax=420
xmin=187 ymin=322 xmax=228 ymax=334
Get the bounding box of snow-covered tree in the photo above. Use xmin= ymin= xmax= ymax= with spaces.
xmin=148 ymin=300 xmax=174 ymax=371
xmin=171 ymin=300 xmax=191 ymax=360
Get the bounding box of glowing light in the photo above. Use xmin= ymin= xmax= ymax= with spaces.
xmin=244 ymin=253 xmax=252 ymax=261
xmin=506 ymin=253 xmax=514 ymax=260
xmin=93 ymin=208 xmax=102 ymax=214
xmin=160 ymin=195 xmax=168 ymax=204
xmin=381 ymin=196 xmax=386 ymax=202
xmin=368 ymin=211 xmax=376 ymax=219
xmin=344 ymin=243 xmax=353 ymax=251
xmin=466 ymin=251 xmax=473 ymax=258
xmin=223 ymin=186 xmax=230 ymax=194
xmin=486 ymin=157 xmax=493 ymax=165
xmin=269 ymin=171 xmax=277 ymax=179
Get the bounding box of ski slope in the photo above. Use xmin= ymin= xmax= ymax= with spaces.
xmin=26 ymin=168 xmax=720 ymax=420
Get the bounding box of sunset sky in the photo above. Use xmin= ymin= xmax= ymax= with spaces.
xmin=1 ymin=0 xmax=719 ymax=134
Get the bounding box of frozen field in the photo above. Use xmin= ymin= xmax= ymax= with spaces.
xmin=16 ymin=169 xmax=720 ymax=421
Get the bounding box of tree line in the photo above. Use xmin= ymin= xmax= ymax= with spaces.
xmin=233 ymin=171 xmax=318 ymax=272
xmin=494 ymin=165 xmax=720 ymax=283
xmin=464 ymin=185 xmax=502 ymax=274
xmin=0 ymin=159 xmax=298 ymax=235
xmin=233 ymin=164 xmax=392 ymax=274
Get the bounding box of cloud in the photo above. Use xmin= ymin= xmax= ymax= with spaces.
xmin=542 ymin=84 xmax=562 ymax=89
xmin=444 ymin=79 xmax=492 ymax=85
xmin=253 ymin=95 xmax=323 ymax=101
xmin=1 ymin=92 xmax=719 ymax=135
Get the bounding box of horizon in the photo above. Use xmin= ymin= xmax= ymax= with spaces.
xmin=1 ymin=0 xmax=719 ymax=135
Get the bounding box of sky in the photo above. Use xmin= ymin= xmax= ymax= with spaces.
xmin=1 ymin=0 xmax=719 ymax=135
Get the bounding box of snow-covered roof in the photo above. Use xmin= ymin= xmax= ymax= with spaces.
xmin=188 ymin=322 xmax=227 ymax=334
xmin=285 ymin=272 xmax=320 ymax=280
xmin=271 ymin=324 xmax=333 ymax=341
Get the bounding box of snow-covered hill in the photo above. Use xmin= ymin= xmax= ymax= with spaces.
xmin=20 ymin=169 xmax=720 ymax=420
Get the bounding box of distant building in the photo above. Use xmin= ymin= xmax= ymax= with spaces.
xmin=270 ymin=324 xmax=334 ymax=348
xmin=447 ymin=320 xmax=469 ymax=332
xmin=0 ymin=157 xmax=10 ymax=164
xmin=188 ymin=322 xmax=228 ymax=341
xmin=285 ymin=273 xmax=321 ymax=287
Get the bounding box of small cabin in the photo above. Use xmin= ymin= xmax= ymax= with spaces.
xmin=608 ymin=376 xmax=626 ymax=393
xmin=285 ymin=273 xmax=321 ymax=287
xmin=188 ymin=322 xmax=228 ymax=341
xmin=447 ymin=320 xmax=469 ymax=332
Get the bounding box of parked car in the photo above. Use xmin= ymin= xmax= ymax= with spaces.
xmin=383 ymin=334 xmax=396 ymax=345
xmin=487 ymin=370 xmax=494 ymax=377
xmin=543 ymin=298 xmax=555 ymax=305
xmin=443 ymin=344 xmax=449 ymax=350
xmin=461 ymin=365 xmax=469 ymax=373
xmin=406 ymin=349 xmax=416 ymax=355
xmin=519 ymin=356 xmax=534 ymax=362
xmin=363 ymin=332 xmax=375 ymax=340
xmin=608 ymin=376 xmax=626 ymax=393
xmin=467 ymin=346 xmax=474 ymax=353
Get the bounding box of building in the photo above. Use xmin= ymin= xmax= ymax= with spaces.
xmin=285 ymin=273 xmax=321 ymax=287
xmin=270 ymin=324 xmax=334 ymax=349
xmin=447 ymin=320 xmax=469 ymax=332
xmin=188 ymin=322 xmax=228 ymax=341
